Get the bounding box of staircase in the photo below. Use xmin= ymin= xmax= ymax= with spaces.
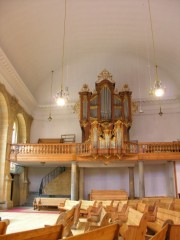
xmin=24 ymin=192 xmax=39 ymax=206
xmin=39 ymin=166 xmax=66 ymax=196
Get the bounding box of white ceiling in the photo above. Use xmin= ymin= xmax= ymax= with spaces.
xmin=0 ymin=0 xmax=180 ymax=114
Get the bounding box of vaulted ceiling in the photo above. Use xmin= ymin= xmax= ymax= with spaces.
xmin=0 ymin=0 xmax=180 ymax=115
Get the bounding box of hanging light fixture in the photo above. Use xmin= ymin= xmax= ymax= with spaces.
xmin=159 ymin=106 xmax=163 ymax=116
xmin=48 ymin=70 xmax=54 ymax=121
xmin=55 ymin=0 xmax=69 ymax=106
xmin=148 ymin=0 xmax=165 ymax=97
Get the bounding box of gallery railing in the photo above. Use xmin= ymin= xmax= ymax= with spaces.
xmin=124 ymin=141 xmax=180 ymax=154
xmin=10 ymin=141 xmax=91 ymax=155
xmin=10 ymin=141 xmax=180 ymax=159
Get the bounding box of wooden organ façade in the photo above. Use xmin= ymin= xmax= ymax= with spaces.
xmin=79 ymin=69 xmax=132 ymax=158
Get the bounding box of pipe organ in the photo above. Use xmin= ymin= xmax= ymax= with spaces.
xmin=79 ymin=69 xmax=132 ymax=157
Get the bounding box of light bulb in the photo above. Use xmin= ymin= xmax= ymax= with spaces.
xmin=154 ymin=88 xmax=164 ymax=97
xmin=56 ymin=97 xmax=65 ymax=106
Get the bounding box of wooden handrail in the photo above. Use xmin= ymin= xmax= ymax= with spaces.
xmin=124 ymin=141 xmax=180 ymax=153
xmin=10 ymin=141 xmax=180 ymax=159
xmin=10 ymin=141 xmax=91 ymax=155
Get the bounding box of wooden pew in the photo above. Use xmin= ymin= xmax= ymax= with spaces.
xmin=155 ymin=198 xmax=174 ymax=210
xmin=45 ymin=204 xmax=76 ymax=237
xmin=136 ymin=202 xmax=149 ymax=213
xmin=66 ymin=223 xmax=120 ymax=240
xmin=110 ymin=202 xmax=128 ymax=223
xmin=127 ymin=199 xmax=139 ymax=209
xmin=0 ymin=219 xmax=10 ymax=235
xmin=146 ymin=224 xmax=168 ymax=240
xmin=84 ymin=206 xmax=110 ymax=232
xmin=33 ymin=197 xmax=67 ymax=210
xmin=136 ymin=202 xmax=156 ymax=222
xmin=45 ymin=202 xmax=81 ymax=236
xmin=141 ymin=198 xmax=160 ymax=209
xmin=96 ymin=200 xmax=113 ymax=208
xmin=90 ymin=190 xmax=128 ymax=201
xmin=80 ymin=200 xmax=95 ymax=216
xmin=58 ymin=200 xmax=80 ymax=212
xmin=147 ymin=207 xmax=180 ymax=235
xmin=119 ymin=208 xmax=148 ymax=240
xmin=169 ymin=224 xmax=180 ymax=240
xmin=170 ymin=198 xmax=180 ymax=212
xmin=0 ymin=225 xmax=63 ymax=240
xmin=85 ymin=201 xmax=103 ymax=220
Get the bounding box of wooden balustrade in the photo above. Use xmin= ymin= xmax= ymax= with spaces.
xmin=124 ymin=142 xmax=180 ymax=154
xmin=9 ymin=141 xmax=180 ymax=163
xmin=11 ymin=142 xmax=180 ymax=156
xmin=11 ymin=141 xmax=91 ymax=156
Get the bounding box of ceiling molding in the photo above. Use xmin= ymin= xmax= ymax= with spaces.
xmin=0 ymin=48 xmax=37 ymax=114
xmin=133 ymin=97 xmax=180 ymax=105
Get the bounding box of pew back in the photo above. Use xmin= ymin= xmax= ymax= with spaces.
xmin=119 ymin=211 xmax=147 ymax=240
xmin=169 ymin=224 xmax=180 ymax=240
xmin=0 ymin=225 xmax=63 ymax=240
xmin=0 ymin=219 xmax=10 ymax=235
xmin=126 ymin=208 xmax=144 ymax=226
xmin=170 ymin=198 xmax=180 ymax=212
xmin=137 ymin=202 xmax=149 ymax=213
xmin=147 ymin=207 xmax=180 ymax=233
xmin=156 ymin=207 xmax=180 ymax=225
xmin=59 ymin=200 xmax=80 ymax=212
xmin=66 ymin=223 xmax=120 ymax=240
xmin=90 ymin=190 xmax=128 ymax=201
xmin=34 ymin=197 xmax=67 ymax=210
xmin=150 ymin=224 xmax=168 ymax=240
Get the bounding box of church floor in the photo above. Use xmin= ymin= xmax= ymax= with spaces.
xmin=0 ymin=206 xmax=86 ymax=236
xmin=0 ymin=207 xmax=59 ymax=234
xmin=0 ymin=207 xmax=123 ymax=239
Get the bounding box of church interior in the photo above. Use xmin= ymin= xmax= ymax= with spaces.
xmin=0 ymin=0 xmax=180 ymax=239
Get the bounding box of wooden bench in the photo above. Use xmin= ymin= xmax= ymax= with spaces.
xmin=45 ymin=202 xmax=81 ymax=237
xmin=147 ymin=207 xmax=180 ymax=233
xmin=142 ymin=197 xmax=160 ymax=208
xmin=169 ymin=224 xmax=180 ymax=240
xmin=146 ymin=224 xmax=168 ymax=240
xmin=86 ymin=201 xmax=103 ymax=222
xmin=127 ymin=199 xmax=139 ymax=209
xmin=80 ymin=200 xmax=95 ymax=216
xmin=155 ymin=198 xmax=174 ymax=210
xmin=66 ymin=223 xmax=120 ymax=240
xmin=0 ymin=225 xmax=63 ymax=240
xmin=58 ymin=200 xmax=80 ymax=212
xmin=85 ymin=206 xmax=111 ymax=232
xmin=90 ymin=190 xmax=128 ymax=201
xmin=0 ymin=219 xmax=10 ymax=235
xmin=170 ymin=198 xmax=180 ymax=211
xmin=136 ymin=202 xmax=149 ymax=213
xmin=110 ymin=202 xmax=128 ymax=223
xmin=119 ymin=208 xmax=148 ymax=240
xmin=136 ymin=202 xmax=157 ymax=222
xmin=33 ymin=197 xmax=67 ymax=210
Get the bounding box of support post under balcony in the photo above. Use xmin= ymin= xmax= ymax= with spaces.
xmin=71 ymin=161 xmax=78 ymax=200
xmin=139 ymin=160 xmax=145 ymax=198
xmin=128 ymin=167 xmax=135 ymax=199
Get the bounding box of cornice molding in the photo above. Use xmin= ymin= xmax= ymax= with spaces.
xmin=0 ymin=48 xmax=37 ymax=114
xmin=132 ymin=97 xmax=180 ymax=116
xmin=133 ymin=97 xmax=180 ymax=105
